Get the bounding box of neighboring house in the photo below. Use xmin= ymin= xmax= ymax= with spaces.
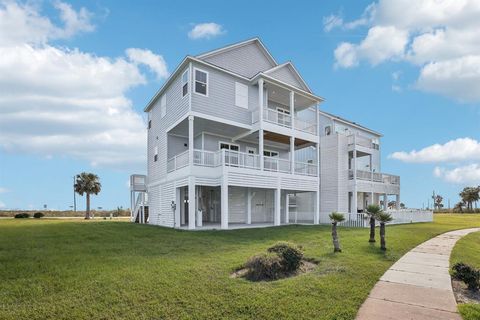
xmin=130 ymin=38 xmax=402 ymax=229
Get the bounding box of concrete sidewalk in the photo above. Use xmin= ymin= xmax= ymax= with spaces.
xmin=356 ymin=228 xmax=480 ymax=320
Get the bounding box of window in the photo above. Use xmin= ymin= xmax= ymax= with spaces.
xmin=235 ymin=82 xmax=248 ymax=109
xmin=263 ymin=150 xmax=279 ymax=157
xmin=182 ymin=70 xmax=189 ymax=97
xmin=160 ymin=94 xmax=166 ymax=118
xmin=325 ymin=126 xmax=331 ymax=135
xmin=148 ymin=120 xmax=152 ymax=129
xmin=154 ymin=146 xmax=158 ymax=162
xmin=276 ymin=107 xmax=291 ymax=126
xmin=219 ymin=142 xmax=239 ymax=151
xmin=194 ymin=69 xmax=208 ymax=96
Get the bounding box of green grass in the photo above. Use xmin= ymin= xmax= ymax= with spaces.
xmin=450 ymin=229 xmax=480 ymax=320
xmin=1 ymin=214 xmax=480 ymax=320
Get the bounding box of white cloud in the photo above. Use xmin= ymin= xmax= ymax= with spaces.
xmin=323 ymin=14 xmax=343 ymax=32
xmin=389 ymin=138 xmax=480 ymax=163
xmin=126 ymin=48 xmax=169 ymax=79
xmin=0 ymin=187 xmax=8 ymax=193
xmin=0 ymin=1 xmax=93 ymax=45
xmin=0 ymin=1 xmax=168 ymax=170
xmin=334 ymin=26 xmax=408 ymax=68
xmin=434 ymin=164 xmax=480 ymax=184
xmin=188 ymin=22 xmax=225 ymax=40
xmin=328 ymin=0 xmax=480 ymax=102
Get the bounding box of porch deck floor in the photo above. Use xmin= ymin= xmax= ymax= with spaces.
xmin=179 ymin=222 xmax=275 ymax=231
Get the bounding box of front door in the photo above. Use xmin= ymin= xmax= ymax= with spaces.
xmin=246 ymin=147 xmax=256 ymax=168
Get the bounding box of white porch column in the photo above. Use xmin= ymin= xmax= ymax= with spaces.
xmin=289 ymin=91 xmax=294 ymax=129
xmin=383 ymin=193 xmax=388 ymax=211
xmin=352 ymin=142 xmax=358 ymax=214
xmin=196 ymin=186 xmax=202 ymax=227
xmin=396 ymin=194 xmax=400 ymax=210
xmin=221 ymin=178 xmax=229 ymax=229
xmin=246 ymin=188 xmax=252 ymax=224
xmin=285 ymin=194 xmax=290 ymax=224
xmin=188 ymin=115 xmax=194 ymax=168
xmin=274 ymin=187 xmax=281 ymax=226
xmin=188 ymin=177 xmax=196 ymax=230
xmin=290 ymin=136 xmax=295 ymax=174
xmin=258 ymin=79 xmax=264 ymax=122
xmin=315 ymin=190 xmax=320 ymax=224
xmin=174 ymin=187 xmax=181 ymax=228
xmin=259 ymin=129 xmax=264 ymax=170
xmin=370 ymin=192 xmax=374 ymax=207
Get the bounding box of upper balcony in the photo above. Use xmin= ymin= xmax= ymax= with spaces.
xmin=251 ymin=78 xmax=319 ymax=137
xmin=348 ymin=169 xmax=400 ymax=185
xmin=168 ymin=149 xmax=318 ymax=177
xmin=347 ymin=134 xmax=379 ymax=151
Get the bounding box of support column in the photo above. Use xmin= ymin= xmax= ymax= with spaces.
xmin=274 ymin=187 xmax=281 ymax=226
xmin=247 ymin=188 xmax=252 ymax=224
xmin=259 ymin=129 xmax=264 ymax=170
xmin=221 ymin=178 xmax=229 ymax=229
xmin=383 ymin=193 xmax=388 ymax=211
xmin=174 ymin=187 xmax=181 ymax=228
xmin=289 ymin=91 xmax=294 ymax=129
xmin=396 ymin=194 xmax=400 ymax=210
xmin=188 ymin=177 xmax=195 ymax=230
xmin=188 ymin=115 xmax=194 ymax=168
xmin=352 ymin=141 xmax=358 ymax=214
xmin=258 ymin=79 xmax=264 ymax=122
xmin=370 ymin=192 xmax=374 ymax=207
xmin=196 ymin=186 xmax=202 ymax=227
xmin=315 ymin=189 xmax=320 ymax=224
xmin=285 ymin=194 xmax=289 ymax=224
xmin=290 ymin=136 xmax=295 ymax=174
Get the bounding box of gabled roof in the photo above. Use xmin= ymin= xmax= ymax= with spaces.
xmin=318 ymin=110 xmax=382 ymax=137
xmin=264 ymin=62 xmax=312 ymax=93
xmin=196 ymin=37 xmax=277 ymax=66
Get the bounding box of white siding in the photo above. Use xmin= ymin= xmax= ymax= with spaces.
xmin=267 ymin=65 xmax=307 ymax=91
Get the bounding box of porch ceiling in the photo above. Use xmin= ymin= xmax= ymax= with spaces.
xmin=266 ymin=82 xmax=316 ymax=110
xmin=263 ymin=131 xmax=311 ymax=147
xmin=169 ymin=117 xmax=249 ymax=137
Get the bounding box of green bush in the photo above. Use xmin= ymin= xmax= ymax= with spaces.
xmin=14 ymin=213 xmax=30 ymax=219
xmin=33 ymin=212 xmax=44 ymax=219
xmin=452 ymin=262 xmax=480 ymax=291
xmin=267 ymin=242 xmax=303 ymax=272
xmin=245 ymin=253 xmax=283 ymax=281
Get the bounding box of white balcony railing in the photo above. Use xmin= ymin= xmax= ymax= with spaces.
xmin=263 ymin=107 xmax=292 ymax=128
xmin=349 ymin=169 xmax=400 ymax=185
xmin=294 ymin=118 xmax=317 ymax=135
xmin=168 ymin=149 xmax=317 ymax=177
xmin=252 ymin=107 xmax=317 ymax=135
xmin=167 ymin=150 xmax=189 ymax=172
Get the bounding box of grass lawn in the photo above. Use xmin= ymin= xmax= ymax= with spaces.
xmin=1 ymin=214 xmax=480 ymax=320
xmin=450 ymin=229 xmax=480 ymax=320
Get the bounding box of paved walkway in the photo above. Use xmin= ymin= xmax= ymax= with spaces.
xmin=356 ymin=228 xmax=480 ymax=320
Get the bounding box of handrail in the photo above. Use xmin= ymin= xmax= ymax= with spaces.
xmin=263 ymin=107 xmax=292 ymax=128
xmin=167 ymin=150 xmax=189 ymax=172
xmin=349 ymin=169 xmax=400 ymax=185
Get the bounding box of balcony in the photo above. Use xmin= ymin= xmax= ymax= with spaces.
xmin=167 ymin=149 xmax=318 ymax=177
xmin=347 ymin=134 xmax=379 ymax=150
xmin=348 ymin=169 xmax=400 ymax=185
xmin=252 ymin=107 xmax=317 ymax=135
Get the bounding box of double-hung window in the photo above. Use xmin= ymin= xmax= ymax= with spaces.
xmin=194 ymin=69 xmax=208 ymax=96
xmin=182 ymin=70 xmax=189 ymax=97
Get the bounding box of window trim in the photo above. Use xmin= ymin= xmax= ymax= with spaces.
xmin=263 ymin=149 xmax=279 ymax=157
xmin=194 ymin=68 xmax=209 ymax=97
xmin=218 ymin=141 xmax=240 ymax=151
xmin=246 ymin=147 xmax=257 ymax=154
xmin=181 ymin=69 xmax=189 ymax=98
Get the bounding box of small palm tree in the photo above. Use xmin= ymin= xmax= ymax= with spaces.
xmin=376 ymin=212 xmax=393 ymax=251
xmin=329 ymin=212 xmax=345 ymax=253
xmin=366 ymin=204 xmax=381 ymax=243
xmin=74 ymin=172 xmax=101 ymax=219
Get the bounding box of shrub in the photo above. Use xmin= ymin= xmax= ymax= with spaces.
xmin=267 ymin=242 xmax=303 ymax=272
xmin=452 ymin=262 xmax=480 ymax=291
xmin=245 ymin=253 xmax=283 ymax=281
xmin=33 ymin=212 xmax=44 ymax=219
xmin=14 ymin=213 xmax=30 ymax=219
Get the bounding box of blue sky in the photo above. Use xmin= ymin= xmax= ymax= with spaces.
xmin=1 ymin=0 xmax=479 ymax=211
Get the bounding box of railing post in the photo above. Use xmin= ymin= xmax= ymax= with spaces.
xmin=289 ymin=91 xmax=294 ymax=129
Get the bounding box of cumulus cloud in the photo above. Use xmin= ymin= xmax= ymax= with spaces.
xmin=0 ymin=1 xmax=168 ymax=170
xmin=434 ymin=164 xmax=480 ymax=184
xmin=126 ymin=48 xmax=169 ymax=79
xmin=0 ymin=187 xmax=8 ymax=193
xmin=327 ymin=0 xmax=480 ymax=102
xmin=389 ymin=138 xmax=480 ymax=163
xmin=188 ymin=22 xmax=225 ymax=40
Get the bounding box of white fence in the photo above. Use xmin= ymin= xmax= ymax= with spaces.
xmin=319 ymin=209 xmax=433 ymax=228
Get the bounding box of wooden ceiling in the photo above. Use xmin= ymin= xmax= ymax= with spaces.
xmin=263 ymin=131 xmax=311 ymax=147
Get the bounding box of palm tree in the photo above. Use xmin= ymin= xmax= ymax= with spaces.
xmin=376 ymin=211 xmax=393 ymax=251
xmin=329 ymin=212 xmax=345 ymax=253
xmin=74 ymin=172 xmax=101 ymax=219
xmin=366 ymin=204 xmax=381 ymax=243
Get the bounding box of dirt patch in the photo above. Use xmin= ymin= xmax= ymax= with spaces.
xmin=452 ymin=279 xmax=480 ymax=304
xmin=230 ymin=259 xmax=318 ymax=280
